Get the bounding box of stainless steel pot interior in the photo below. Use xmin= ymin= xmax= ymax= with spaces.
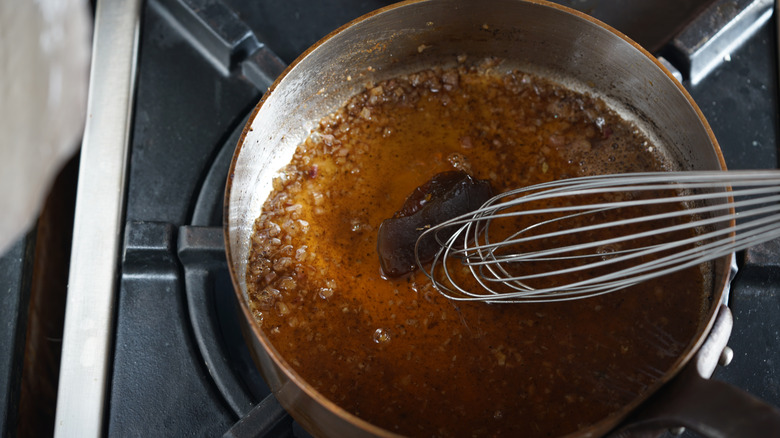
xmin=225 ymin=0 xmax=730 ymax=436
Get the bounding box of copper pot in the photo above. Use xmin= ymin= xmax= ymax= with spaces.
xmin=224 ymin=1 xmax=780 ymax=436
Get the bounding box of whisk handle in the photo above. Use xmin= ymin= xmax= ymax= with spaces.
xmin=610 ymin=306 xmax=780 ymax=438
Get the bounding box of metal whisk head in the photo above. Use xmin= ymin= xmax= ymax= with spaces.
xmin=416 ymin=170 xmax=780 ymax=303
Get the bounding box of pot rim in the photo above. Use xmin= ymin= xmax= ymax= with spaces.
xmin=224 ymin=0 xmax=730 ymax=436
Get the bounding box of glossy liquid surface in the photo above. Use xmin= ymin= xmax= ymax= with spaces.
xmin=246 ymin=61 xmax=710 ymax=437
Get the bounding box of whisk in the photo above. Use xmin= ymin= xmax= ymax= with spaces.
xmin=415 ymin=170 xmax=780 ymax=303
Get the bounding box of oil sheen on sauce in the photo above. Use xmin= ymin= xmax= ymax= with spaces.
xmin=246 ymin=60 xmax=710 ymax=437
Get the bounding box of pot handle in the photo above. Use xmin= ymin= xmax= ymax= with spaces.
xmin=611 ymin=305 xmax=780 ymax=438
xmin=658 ymin=0 xmax=773 ymax=85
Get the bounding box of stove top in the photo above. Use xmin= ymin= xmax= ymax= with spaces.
xmin=2 ymin=0 xmax=778 ymax=437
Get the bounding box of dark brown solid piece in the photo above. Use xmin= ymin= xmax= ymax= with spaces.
xmin=376 ymin=170 xmax=493 ymax=278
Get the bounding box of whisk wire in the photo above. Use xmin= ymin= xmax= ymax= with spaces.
xmin=469 ymin=192 xmax=780 ymax=267
xmin=416 ymin=170 xmax=780 ymax=303
xmin=439 ymin=183 xmax=779 ymax=259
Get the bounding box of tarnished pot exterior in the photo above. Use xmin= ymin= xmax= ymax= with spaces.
xmin=224 ymin=1 xmax=731 ymax=436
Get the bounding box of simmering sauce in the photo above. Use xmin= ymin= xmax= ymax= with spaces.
xmin=246 ymin=59 xmax=711 ymax=437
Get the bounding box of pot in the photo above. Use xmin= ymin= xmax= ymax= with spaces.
xmin=224 ymin=0 xmax=780 ymax=436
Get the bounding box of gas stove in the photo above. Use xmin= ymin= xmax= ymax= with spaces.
xmin=1 ymin=0 xmax=778 ymax=437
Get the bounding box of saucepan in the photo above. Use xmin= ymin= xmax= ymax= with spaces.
xmin=224 ymin=0 xmax=780 ymax=436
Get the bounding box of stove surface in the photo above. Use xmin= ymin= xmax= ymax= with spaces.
xmin=5 ymin=0 xmax=777 ymax=437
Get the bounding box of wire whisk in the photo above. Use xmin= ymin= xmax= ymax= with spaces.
xmin=415 ymin=170 xmax=780 ymax=303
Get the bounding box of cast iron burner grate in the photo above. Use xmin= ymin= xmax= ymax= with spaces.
xmin=178 ymin=115 xmax=314 ymax=438
xmin=122 ymin=115 xmax=315 ymax=437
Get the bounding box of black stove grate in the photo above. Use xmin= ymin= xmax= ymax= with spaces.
xmin=69 ymin=0 xmax=780 ymax=436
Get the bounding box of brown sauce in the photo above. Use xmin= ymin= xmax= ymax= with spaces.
xmin=246 ymin=60 xmax=710 ymax=437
